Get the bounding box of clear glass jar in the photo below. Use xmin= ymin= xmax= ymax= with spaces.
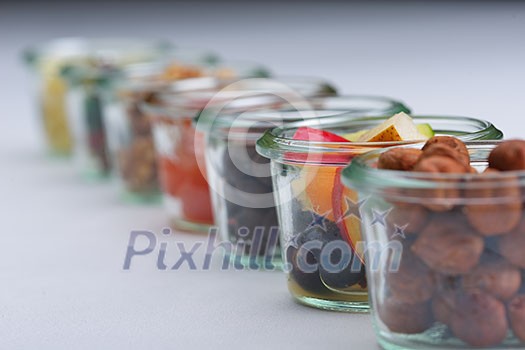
xmin=22 ymin=38 xmax=171 ymax=159
xmin=56 ymin=39 xmax=172 ymax=179
xmin=256 ymin=115 xmax=502 ymax=312
xmin=107 ymin=61 xmax=269 ymax=202
xmin=340 ymin=140 xmax=525 ymax=349
xmin=199 ymin=94 xmax=407 ymax=270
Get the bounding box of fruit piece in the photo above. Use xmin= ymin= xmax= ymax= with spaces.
xmin=419 ymin=143 xmax=470 ymax=168
xmin=342 ymin=129 xmax=368 ymax=142
xmin=499 ymin=216 xmax=525 ymax=268
xmin=357 ymin=112 xmax=428 ymax=142
xmin=449 ymin=289 xmax=508 ymax=347
xmin=292 ymin=126 xmax=349 ymax=142
xmin=416 ymin=123 xmax=435 ymax=138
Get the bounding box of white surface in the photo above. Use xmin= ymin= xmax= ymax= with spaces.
xmin=1 ymin=2 xmax=525 ymax=349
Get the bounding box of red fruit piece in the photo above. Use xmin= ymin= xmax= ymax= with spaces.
xmin=292 ymin=127 xmax=350 ymax=142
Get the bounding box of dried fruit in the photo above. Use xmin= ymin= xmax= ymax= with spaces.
xmin=509 ymin=294 xmax=525 ymax=342
xmin=378 ymin=296 xmax=433 ymax=334
xmin=488 ymin=139 xmax=525 ymax=171
xmin=432 ymin=290 xmax=457 ymax=325
xmin=422 ymin=136 xmax=470 ymax=166
xmin=462 ymin=254 xmax=521 ymax=300
xmin=449 ymin=289 xmax=508 ymax=347
xmin=463 ymin=168 xmax=522 ymax=236
xmin=411 ymin=214 xmax=484 ymax=275
xmin=377 ymin=148 xmax=423 ymax=171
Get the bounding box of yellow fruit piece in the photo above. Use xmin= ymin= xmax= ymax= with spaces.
xmin=358 ymin=112 xmax=428 ymax=142
xmin=342 ymin=129 xmax=368 ymax=142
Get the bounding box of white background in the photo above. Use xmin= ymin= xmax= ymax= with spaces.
xmin=1 ymin=2 xmax=525 ymax=349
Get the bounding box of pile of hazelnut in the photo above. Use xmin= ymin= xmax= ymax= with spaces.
xmin=376 ymin=137 xmax=525 ymax=348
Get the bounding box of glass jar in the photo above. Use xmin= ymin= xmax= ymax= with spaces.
xmin=138 ymin=74 xmax=281 ymax=232
xmin=206 ymin=95 xmax=412 ymax=272
xmin=22 ymin=38 xmax=171 ymax=159
xmin=340 ymin=140 xmax=525 ymax=349
xmin=56 ymin=39 xmax=173 ymax=179
xmin=256 ymin=115 xmax=502 ymax=312
xmin=107 ymin=61 xmax=269 ymax=202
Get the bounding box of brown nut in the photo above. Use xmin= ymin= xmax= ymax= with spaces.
xmin=422 ymin=136 xmax=470 ymax=165
xmin=462 ymin=254 xmax=521 ymax=301
xmin=463 ymin=168 xmax=522 ymax=236
xmin=387 ymin=248 xmax=435 ymax=304
xmin=420 ymin=143 xmax=470 ymax=168
xmin=508 ymin=294 xmax=525 ymax=342
xmin=411 ymin=213 xmax=484 ymax=275
xmin=386 ymin=204 xmax=429 ymax=234
xmin=499 ymin=216 xmax=525 ymax=268
xmin=449 ymin=289 xmax=508 ymax=347
xmin=377 ymin=148 xmax=423 ymax=171
xmin=489 ymin=139 xmax=525 ymax=171
xmin=378 ymin=296 xmax=433 ymax=334
xmin=412 ymin=156 xmax=469 ymax=212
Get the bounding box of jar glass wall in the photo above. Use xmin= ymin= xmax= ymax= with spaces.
xmin=340 ymin=140 xmax=525 ymax=349
xmin=256 ymin=115 xmax=502 ymax=312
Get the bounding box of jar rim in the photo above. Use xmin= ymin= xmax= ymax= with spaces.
xmin=23 ymin=37 xmax=172 ymax=67
xmin=256 ymin=115 xmax=502 ymax=164
xmin=139 ymin=76 xmax=336 ymax=119
xmin=341 ymin=141 xmax=525 ymax=196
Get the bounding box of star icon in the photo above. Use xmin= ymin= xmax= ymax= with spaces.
xmin=307 ymin=210 xmax=331 ymax=231
xmin=341 ymin=196 xmax=366 ymax=222
xmin=370 ymin=208 xmax=392 ymax=227
xmin=391 ymin=224 xmax=408 ymax=239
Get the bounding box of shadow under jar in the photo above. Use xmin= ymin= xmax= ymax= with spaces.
xmin=339 ymin=139 xmax=525 ymax=350
xmin=256 ymin=115 xmax=502 ymax=312
xmin=109 ymin=60 xmax=269 ymax=202
xmin=201 ymin=95 xmax=407 ymax=270
xmin=52 ymin=38 xmax=171 ymax=177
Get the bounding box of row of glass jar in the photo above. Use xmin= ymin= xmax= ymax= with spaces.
xmin=24 ymin=38 xmax=515 ymax=350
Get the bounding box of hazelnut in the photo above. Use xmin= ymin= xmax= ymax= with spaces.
xmin=386 ymin=204 xmax=429 ymax=234
xmin=508 ymin=294 xmax=525 ymax=342
xmin=489 ymin=139 xmax=525 ymax=171
xmin=420 ymin=142 xmax=470 ymax=168
xmin=422 ymin=136 xmax=470 ymax=165
xmin=411 ymin=213 xmax=484 ymax=275
xmin=377 ymin=148 xmax=423 ymax=171
xmin=463 ymin=168 xmax=522 ymax=236
xmin=378 ymin=296 xmax=433 ymax=334
xmin=387 ymin=248 xmax=435 ymax=304
xmin=412 ymin=156 xmax=469 ymax=212
xmin=449 ymin=289 xmax=508 ymax=347
xmin=462 ymin=254 xmax=521 ymax=301
xmin=499 ymin=216 xmax=525 ymax=268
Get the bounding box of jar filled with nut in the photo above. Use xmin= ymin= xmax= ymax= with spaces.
xmin=107 ymin=58 xmax=269 ymax=202
xmin=340 ymin=137 xmax=525 ymax=350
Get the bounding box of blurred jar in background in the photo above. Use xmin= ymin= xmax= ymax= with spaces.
xmin=57 ymin=39 xmax=172 ymax=179
xmin=107 ymin=61 xmax=270 ymax=203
